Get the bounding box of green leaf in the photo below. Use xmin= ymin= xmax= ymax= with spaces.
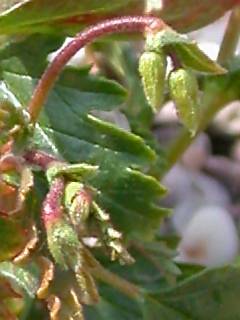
xmin=0 ymin=262 xmax=39 ymax=297
xmin=0 ymin=0 xmax=236 ymax=35
xmin=142 ymin=296 xmax=190 ymax=320
xmin=150 ymin=262 xmax=240 ymax=319
xmin=0 ymin=34 xmax=64 ymax=78
xmin=85 ymin=284 xmax=142 ymax=320
xmin=174 ymin=42 xmax=226 ymax=74
xmin=0 ymin=0 xmax=142 ymax=35
xmin=92 ymin=166 xmax=167 ymax=239
xmin=4 ymin=71 xmax=154 ymax=166
xmin=0 ymin=34 xmax=167 ymax=239
xmin=85 ymin=239 xmax=180 ymax=319
xmin=86 ymin=261 xmax=240 ymax=320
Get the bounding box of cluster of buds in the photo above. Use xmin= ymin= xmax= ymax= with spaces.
xmin=139 ymin=27 xmax=226 ymax=136
xmin=44 ymin=161 xmax=133 ymax=266
xmin=0 ymin=145 xmax=134 ymax=318
xmin=34 ymin=158 xmax=134 ymax=315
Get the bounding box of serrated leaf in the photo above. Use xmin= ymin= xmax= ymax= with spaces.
xmin=92 ymin=166 xmax=167 ymax=239
xmin=86 ymin=261 xmax=240 ymax=320
xmin=4 ymin=71 xmax=154 ymax=166
xmin=0 ymin=34 xmax=167 ymax=239
xmin=150 ymin=261 xmax=240 ymax=320
xmin=0 ymin=262 xmax=39 ymax=297
xmin=85 ymin=238 xmax=179 ymax=319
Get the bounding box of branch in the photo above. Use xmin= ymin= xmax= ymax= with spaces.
xmin=28 ymin=15 xmax=166 ymax=123
xmin=84 ymin=249 xmax=141 ymax=300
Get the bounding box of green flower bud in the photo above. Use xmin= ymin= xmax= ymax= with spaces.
xmin=138 ymin=50 xmax=167 ymax=112
xmin=64 ymin=182 xmax=91 ymax=227
xmin=169 ymin=68 xmax=200 ymax=136
xmin=46 ymin=219 xmax=83 ymax=271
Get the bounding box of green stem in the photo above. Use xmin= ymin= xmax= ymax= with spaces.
xmin=92 ymin=264 xmax=141 ymax=300
xmin=217 ymin=6 xmax=240 ymax=64
xmin=84 ymin=249 xmax=141 ymax=300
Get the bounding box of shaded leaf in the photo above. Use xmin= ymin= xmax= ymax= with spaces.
xmin=158 ymin=0 xmax=239 ymax=32
xmin=85 ymin=284 xmax=142 ymax=320
xmin=0 ymin=217 xmax=27 ymax=261
xmin=142 ymin=296 xmax=190 ymax=320
xmin=0 ymin=277 xmax=21 ymax=300
xmin=0 ymin=0 xmax=142 ymax=35
xmin=0 ymin=262 xmax=39 ymax=297
xmin=84 ymin=239 xmax=179 ymax=320
xmin=0 ymin=0 xmax=237 ymax=35
xmin=0 ymin=34 xmax=64 ymax=78
xmin=151 ymin=261 xmax=240 ymax=320
xmin=86 ymin=259 xmax=240 ymax=319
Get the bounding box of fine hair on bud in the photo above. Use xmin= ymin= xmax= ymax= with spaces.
xmin=169 ymin=68 xmax=200 ymax=136
xmin=139 ymin=50 xmax=167 ymax=112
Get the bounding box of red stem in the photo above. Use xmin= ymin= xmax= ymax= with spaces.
xmin=24 ymin=149 xmax=59 ymax=170
xmin=28 ymin=15 xmax=165 ymax=123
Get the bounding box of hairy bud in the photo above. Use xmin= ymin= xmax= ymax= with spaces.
xmin=46 ymin=219 xmax=83 ymax=270
xmin=169 ymin=68 xmax=200 ymax=136
xmin=42 ymin=177 xmax=83 ymax=270
xmin=139 ymin=50 xmax=166 ymax=112
xmin=64 ymin=182 xmax=92 ymax=228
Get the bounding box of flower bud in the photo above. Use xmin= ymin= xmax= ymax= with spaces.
xmin=46 ymin=219 xmax=83 ymax=271
xmin=139 ymin=50 xmax=167 ymax=112
xmin=42 ymin=177 xmax=83 ymax=270
xmin=64 ymin=182 xmax=92 ymax=227
xmin=169 ymin=68 xmax=200 ymax=136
